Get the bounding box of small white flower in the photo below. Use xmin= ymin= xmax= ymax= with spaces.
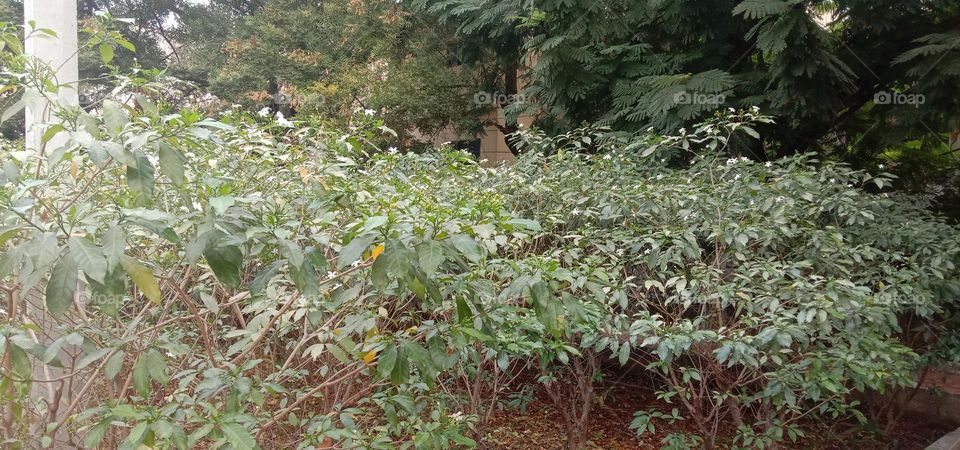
xmin=351 ymin=260 xmax=362 ymax=268
xmin=603 ymin=154 xmax=612 ymax=160
xmin=751 ymin=106 xmax=760 ymax=112
xmin=363 ymin=108 xmax=376 ymax=116
xmin=829 ymin=178 xmax=835 ymax=183
xmin=726 ymin=158 xmax=738 ymax=166
xmin=387 ymin=146 xmax=398 ymax=154
xmin=776 ymin=196 xmax=785 ymax=203
xmin=449 ymin=411 xmax=465 ymax=422
xmin=679 ymin=128 xmax=687 ymax=134
xmin=275 ymin=112 xmax=294 ymax=127
xmin=878 ymin=164 xmax=885 ymax=169
xmin=327 ymin=271 xmax=338 ymax=279
xmin=257 ymin=107 xmax=271 ymax=117
xmin=728 ymin=108 xmax=736 ymax=113
xmin=765 ymin=161 xmax=773 ymax=167
xmin=734 ymin=174 xmax=741 ymax=180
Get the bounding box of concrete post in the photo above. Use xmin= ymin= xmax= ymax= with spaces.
xmin=22 ymin=2 xmax=80 ymax=446
xmin=24 ymin=0 xmax=79 ymax=152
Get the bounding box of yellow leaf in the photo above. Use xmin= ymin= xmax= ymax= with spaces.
xmin=120 ymin=256 xmax=162 ymax=304
xmin=363 ymin=349 xmax=377 ymax=365
xmin=298 ymin=166 xmax=309 ymax=181
xmin=70 ymin=159 xmax=78 ymax=179
xmin=369 ymin=244 xmax=385 ymax=260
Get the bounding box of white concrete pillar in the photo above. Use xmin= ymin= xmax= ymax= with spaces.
xmin=22 ymin=3 xmax=80 ymax=445
xmin=24 ymin=0 xmax=79 ymax=152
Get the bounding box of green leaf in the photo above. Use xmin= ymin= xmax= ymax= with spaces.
xmin=250 ymin=261 xmax=282 ymax=294
xmin=41 ymin=124 xmax=65 ymax=145
xmin=456 ymin=297 xmax=472 ymax=325
xmin=102 ymin=100 xmax=129 ymax=137
xmin=1 ymin=99 xmax=24 ymax=123
xmin=337 ymin=234 xmax=375 ymax=269
xmin=210 ymin=195 xmax=235 ymax=214
xmin=69 ymin=236 xmax=107 ymax=283
xmin=105 ymin=350 xmax=125 ymax=380
xmin=158 ymin=142 xmax=186 ymax=186
xmin=102 ymin=225 xmax=125 ymax=268
xmin=0 ymin=226 xmax=22 ymax=247
xmin=117 ymin=38 xmax=136 ymax=52
xmin=371 ymin=240 xmax=410 ymax=290
xmin=121 ymin=256 xmax=162 ymax=304
xmin=204 ymin=245 xmax=243 ymax=288
xmin=84 ymin=420 xmax=111 ymax=449
xmin=448 ymin=234 xmax=482 ymax=263
xmin=144 ymin=348 xmax=169 ymax=385
xmin=132 ymin=355 xmax=151 ymax=396
xmin=376 ymin=345 xmax=398 ymax=380
xmin=126 ymin=153 xmax=155 ymax=196
xmin=98 ymin=43 xmax=114 ymax=64
xmin=46 ymin=253 xmax=78 ymax=318
xmin=75 ymin=347 xmax=111 ymax=371
xmin=416 ymin=240 xmax=445 ymax=275
xmin=220 ymin=423 xmax=258 ymax=450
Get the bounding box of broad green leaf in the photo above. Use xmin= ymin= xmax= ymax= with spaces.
xmin=105 ymin=350 xmax=125 ymax=380
xmin=376 ymin=345 xmax=398 ymax=379
xmin=102 ymin=100 xmax=129 ymax=137
xmin=132 ymin=356 xmax=151 ymax=396
xmin=220 ymin=423 xmax=258 ymax=450
xmin=46 ymin=253 xmax=78 ymax=318
xmin=144 ymin=348 xmax=169 ymax=385
xmin=76 ymin=347 xmax=111 ymax=371
xmin=250 ymin=261 xmax=282 ymax=294
xmin=337 ymin=234 xmax=375 ymax=269
xmin=204 ymin=245 xmax=243 ymax=288
xmin=69 ymin=236 xmax=107 ymax=283
xmin=98 ymin=43 xmax=114 ymax=63
xmin=126 ymin=153 xmax=155 ymax=196
xmin=84 ymin=420 xmax=111 ymax=449
xmin=456 ymin=297 xmax=472 ymax=325
xmin=120 ymin=256 xmax=162 ymax=304
xmin=158 ymin=142 xmax=186 ymax=186
xmin=209 ymin=195 xmax=235 ymax=214
xmin=448 ymin=234 xmax=482 ymax=263
xmin=102 ymin=225 xmax=125 ymax=268
xmin=416 ymin=240 xmax=445 ymax=275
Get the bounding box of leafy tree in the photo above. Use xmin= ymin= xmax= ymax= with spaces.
xmin=418 ymin=1 xmax=960 ymax=165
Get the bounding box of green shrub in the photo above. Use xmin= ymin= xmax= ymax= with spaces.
xmin=1 ymin=32 xmax=959 ymax=450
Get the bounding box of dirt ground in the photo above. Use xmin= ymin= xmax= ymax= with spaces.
xmin=483 ymin=379 xmax=955 ymax=450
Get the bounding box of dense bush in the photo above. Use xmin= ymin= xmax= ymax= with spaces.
xmin=2 ymin=42 xmax=960 ymax=450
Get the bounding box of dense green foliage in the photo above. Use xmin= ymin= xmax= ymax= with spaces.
xmin=1 ymin=31 xmax=959 ymax=449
